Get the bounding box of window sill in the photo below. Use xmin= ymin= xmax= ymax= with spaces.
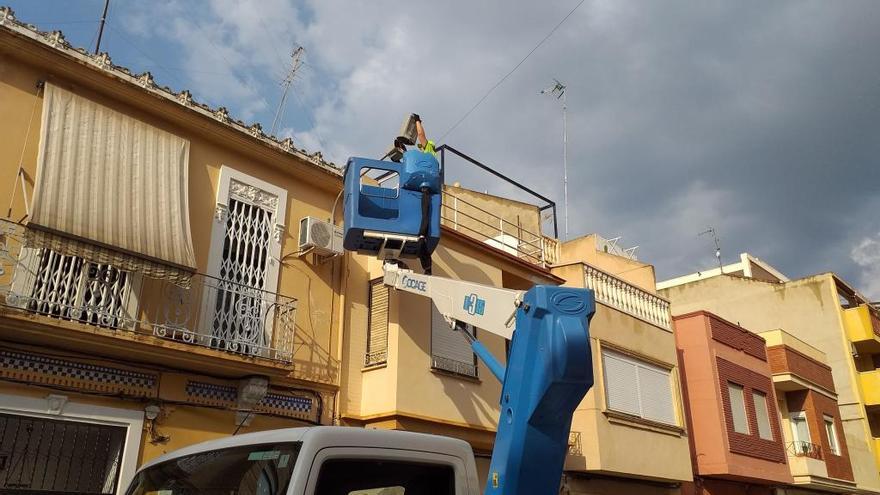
xmin=362 ymin=362 xmax=387 ymax=372
xmin=431 ymin=368 xmax=481 ymax=383
xmin=603 ymin=410 xmax=684 ymax=437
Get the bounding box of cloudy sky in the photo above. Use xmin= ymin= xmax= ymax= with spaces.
xmin=8 ymin=0 xmax=880 ymax=297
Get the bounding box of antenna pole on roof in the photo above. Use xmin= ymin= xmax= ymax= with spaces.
xmin=271 ymin=46 xmax=305 ymax=136
xmin=699 ymin=227 xmax=723 ymax=272
xmin=94 ymin=0 xmax=110 ymax=54
xmin=540 ymin=79 xmax=568 ymax=240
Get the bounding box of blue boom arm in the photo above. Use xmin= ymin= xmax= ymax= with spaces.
xmin=343 ymin=151 xmax=595 ymax=495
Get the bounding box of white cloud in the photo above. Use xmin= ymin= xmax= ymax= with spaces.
xmin=851 ymin=234 xmax=880 ymax=300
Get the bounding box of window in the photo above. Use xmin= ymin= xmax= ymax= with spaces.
xmin=11 ymin=248 xmax=139 ymax=330
xmin=728 ymin=383 xmax=749 ymax=434
xmin=366 ymin=278 xmax=390 ymax=366
xmin=204 ymin=166 xmax=287 ymax=354
xmin=127 ymin=442 xmax=300 ymax=495
xmin=431 ymin=303 xmax=477 ymax=377
xmin=824 ymin=415 xmax=841 ymax=455
xmin=0 ymin=413 xmax=126 ymax=495
xmin=753 ymin=391 xmax=773 ymax=440
xmin=790 ymin=411 xmax=810 ymax=443
xmin=602 ymin=349 xmax=676 ymax=425
xmin=314 ymin=459 xmax=454 ymax=495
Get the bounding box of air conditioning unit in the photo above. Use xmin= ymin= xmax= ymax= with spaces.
xmin=299 ymin=216 xmax=343 ymax=256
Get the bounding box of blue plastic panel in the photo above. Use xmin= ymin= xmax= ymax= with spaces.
xmin=485 ymin=286 xmax=595 ymax=495
xmin=342 ymin=156 xmax=441 ymax=257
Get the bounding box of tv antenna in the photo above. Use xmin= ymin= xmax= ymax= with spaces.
xmin=270 ymin=46 xmax=305 ymax=136
xmin=540 ymin=79 xmax=568 ymax=240
xmin=698 ymin=227 xmax=723 ymax=271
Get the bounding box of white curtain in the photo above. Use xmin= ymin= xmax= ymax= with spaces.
xmin=27 ymin=83 xmax=196 ymax=285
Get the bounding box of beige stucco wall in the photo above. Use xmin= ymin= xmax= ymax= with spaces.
xmin=341 ymin=234 xmax=511 ymax=435
xmin=552 ymin=258 xmax=691 ymax=482
xmin=443 ymin=184 xmax=543 ymax=239
xmin=558 ymin=235 xmax=658 ymax=293
xmin=661 ymin=275 xmax=880 ymax=492
xmin=564 ymin=300 xmax=693 ymax=482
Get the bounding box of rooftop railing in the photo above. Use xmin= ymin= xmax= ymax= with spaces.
xmin=441 ymin=189 xmax=559 ymax=267
xmin=0 ymin=220 xmax=296 ymax=363
xmin=584 ymin=264 xmax=671 ymax=330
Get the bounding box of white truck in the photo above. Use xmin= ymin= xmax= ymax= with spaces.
xmin=125 ymin=426 xmax=480 ymax=495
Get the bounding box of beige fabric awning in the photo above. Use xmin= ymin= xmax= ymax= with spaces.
xmin=27 ymin=83 xmax=196 ymax=285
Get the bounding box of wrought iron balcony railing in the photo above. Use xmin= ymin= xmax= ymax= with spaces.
xmin=787 ymin=440 xmax=823 ymax=460
xmin=0 ymin=220 xmax=296 ymax=363
xmin=584 ymin=265 xmax=671 ymax=330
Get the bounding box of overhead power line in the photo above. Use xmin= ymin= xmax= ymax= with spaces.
xmin=438 ymin=0 xmax=586 ymax=142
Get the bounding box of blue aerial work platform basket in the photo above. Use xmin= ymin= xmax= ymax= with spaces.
xmin=343 ymin=150 xmax=442 ymax=259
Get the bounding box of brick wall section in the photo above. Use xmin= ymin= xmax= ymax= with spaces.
xmin=787 ymin=390 xmax=854 ymax=481
xmin=717 ymin=357 xmax=787 ymax=463
xmin=766 ymin=345 xmax=836 ymax=392
xmin=710 ymin=317 xmax=767 ymax=361
xmin=872 ymin=310 xmax=880 ymax=338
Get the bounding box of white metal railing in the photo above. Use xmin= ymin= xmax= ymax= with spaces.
xmin=584 ymin=265 xmax=671 ymax=330
xmin=441 ymin=189 xmax=557 ymax=268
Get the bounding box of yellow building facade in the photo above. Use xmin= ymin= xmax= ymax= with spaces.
xmin=660 ymin=255 xmax=880 ymax=494
xmin=0 ymin=9 xmax=341 ymax=493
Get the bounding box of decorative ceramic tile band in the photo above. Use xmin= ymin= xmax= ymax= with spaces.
xmin=0 ymin=349 xmax=157 ymax=397
xmin=185 ymin=380 xmax=237 ymax=406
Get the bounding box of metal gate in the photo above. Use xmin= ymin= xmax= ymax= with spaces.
xmin=0 ymin=412 xmax=126 ymax=494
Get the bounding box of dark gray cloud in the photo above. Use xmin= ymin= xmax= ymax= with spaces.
xmin=15 ymin=0 xmax=880 ymax=294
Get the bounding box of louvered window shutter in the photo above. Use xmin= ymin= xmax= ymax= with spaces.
xmin=431 ymin=302 xmax=477 ymax=377
xmin=366 ymin=278 xmax=389 ymax=365
xmin=602 ymin=349 xmax=676 ymax=425
xmin=603 ymin=351 xmax=641 ymax=416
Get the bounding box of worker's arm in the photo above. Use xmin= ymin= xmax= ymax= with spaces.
xmin=413 ymin=114 xmax=428 ymax=148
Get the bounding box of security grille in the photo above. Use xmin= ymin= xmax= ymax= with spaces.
xmin=0 ymin=413 xmax=126 ymax=494
xmin=16 ymin=248 xmax=134 ymax=329
xmin=211 ymin=197 xmax=276 ymax=352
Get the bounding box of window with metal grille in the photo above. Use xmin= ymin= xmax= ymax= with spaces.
xmin=0 ymin=412 xmax=126 ymax=495
xmin=601 ymin=349 xmax=676 ymax=425
xmin=204 ymin=169 xmax=287 ymax=357
xmin=431 ymin=302 xmax=477 ymax=378
xmin=12 ymin=248 xmax=138 ymax=330
xmin=366 ymin=278 xmax=390 ymax=366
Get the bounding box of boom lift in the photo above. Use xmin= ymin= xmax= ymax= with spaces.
xmin=342 ymin=142 xmax=596 ymax=495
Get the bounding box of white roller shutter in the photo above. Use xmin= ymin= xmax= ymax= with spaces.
xmin=602 ymin=349 xmax=676 ymax=425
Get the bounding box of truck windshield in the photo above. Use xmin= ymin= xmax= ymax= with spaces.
xmin=126 ymin=442 xmax=301 ymax=495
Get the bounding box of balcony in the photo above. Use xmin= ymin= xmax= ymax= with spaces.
xmin=441 ymin=189 xmax=558 ymax=267
xmin=0 ymin=221 xmax=296 ymax=363
xmin=584 ymin=265 xmax=671 ymax=330
xmin=788 ymin=440 xmax=824 ymax=460
xmin=860 ymin=370 xmax=880 ymax=407
xmin=844 ymin=304 xmax=880 ymax=353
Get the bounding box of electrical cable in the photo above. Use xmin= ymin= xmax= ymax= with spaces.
xmin=438 ymin=0 xmax=586 ymax=142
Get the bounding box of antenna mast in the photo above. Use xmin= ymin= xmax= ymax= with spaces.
xmin=540 ymin=79 xmax=568 ymax=240
xmin=699 ymin=227 xmax=723 ymax=271
xmin=270 ymin=46 xmax=305 ymax=136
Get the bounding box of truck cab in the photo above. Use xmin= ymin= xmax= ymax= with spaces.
xmin=125 ymin=426 xmax=481 ymax=495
